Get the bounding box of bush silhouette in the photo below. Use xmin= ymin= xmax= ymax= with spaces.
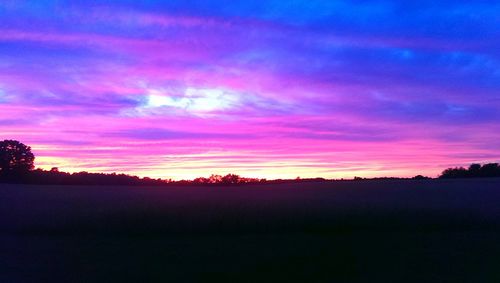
xmin=412 ymin=175 xmax=430 ymax=180
xmin=0 ymin=140 xmax=35 ymax=177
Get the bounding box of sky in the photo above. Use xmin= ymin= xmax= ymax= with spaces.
xmin=0 ymin=1 xmax=499 ymax=180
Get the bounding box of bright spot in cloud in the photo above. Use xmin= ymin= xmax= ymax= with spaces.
xmin=147 ymin=94 xmax=190 ymax=109
xmin=141 ymin=87 xmax=240 ymax=115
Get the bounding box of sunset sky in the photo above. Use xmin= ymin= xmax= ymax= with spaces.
xmin=1 ymin=1 xmax=499 ymax=179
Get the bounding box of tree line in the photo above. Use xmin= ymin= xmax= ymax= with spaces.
xmin=0 ymin=140 xmax=278 ymax=186
xmin=1 ymin=140 xmax=499 ymax=185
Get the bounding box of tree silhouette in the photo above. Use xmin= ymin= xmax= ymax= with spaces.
xmin=208 ymin=174 xmax=223 ymax=184
xmin=440 ymin=163 xmax=500 ymax=178
xmin=0 ymin=140 xmax=35 ymax=176
xmin=221 ymin=174 xmax=241 ymax=184
xmin=467 ymin=164 xmax=481 ymax=177
xmin=480 ymin=163 xmax=499 ymax=177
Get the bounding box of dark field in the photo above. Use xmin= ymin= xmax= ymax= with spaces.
xmin=1 ymin=179 xmax=500 ymax=282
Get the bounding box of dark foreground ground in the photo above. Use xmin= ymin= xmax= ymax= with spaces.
xmin=1 ymin=179 xmax=500 ymax=282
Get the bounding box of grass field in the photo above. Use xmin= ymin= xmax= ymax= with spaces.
xmin=1 ymin=179 xmax=500 ymax=282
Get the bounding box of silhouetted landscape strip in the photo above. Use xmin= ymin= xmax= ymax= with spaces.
xmin=1 ymin=140 xmax=499 ymax=186
xmin=1 ymin=164 xmax=500 ymax=186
